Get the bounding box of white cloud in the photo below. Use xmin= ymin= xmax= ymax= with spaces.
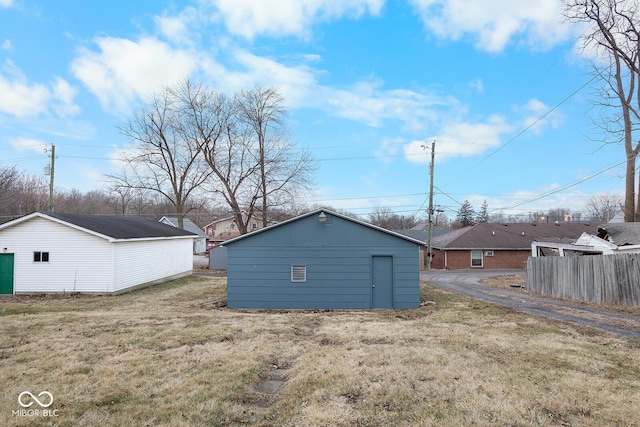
xmin=519 ymin=98 xmax=564 ymax=134
xmin=0 ymin=61 xmax=78 ymax=119
xmin=409 ymin=0 xmax=570 ymax=52
xmin=402 ymin=97 xmax=565 ymax=164
xmin=9 ymin=137 xmax=48 ymax=153
xmin=220 ymin=49 xmax=319 ymax=104
xmin=374 ymin=137 xmax=404 ymax=164
xmin=155 ymin=7 xmax=201 ymax=46
xmin=404 ymin=114 xmax=512 ymax=164
xmin=319 ymin=79 xmax=449 ymax=131
xmin=0 ymin=70 xmax=49 ymax=118
xmin=52 ymin=77 xmax=80 ymax=117
xmin=194 ymin=45 xmax=450 ymax=132
xmin=1 ymin=39 xmax=12 ymax=50
xmin=0 ymin=0 xmax=14 ymax=8
xmin=71 ymin=36 xmax=198 ymax=115
xmin=212 ymin=0 xmax=384 ymax=39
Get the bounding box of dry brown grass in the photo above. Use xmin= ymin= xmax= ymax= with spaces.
xmin=1 ymin=276 xmax=639 ymax=426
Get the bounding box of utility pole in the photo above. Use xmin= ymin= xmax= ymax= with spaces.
xmin=44 ymin=144 xmax=55 ymax=212
xmin=426 ymin=141 xmax=435 ymax=271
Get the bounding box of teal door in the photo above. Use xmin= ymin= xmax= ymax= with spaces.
xmin=372 ymin=256 xmax=393 ymax=308
xmin=0 ymin=254 xmax=14 ymax=294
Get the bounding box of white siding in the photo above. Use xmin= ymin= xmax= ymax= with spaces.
xmin=194 ymin=237 xmax=206 ymax=254
xmin=0 ymin=217 xmax=113 ymax=293
xmin=112 ymin=238 xmax=193 ymax=292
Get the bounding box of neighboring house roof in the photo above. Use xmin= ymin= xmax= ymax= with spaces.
xmin=394 ymin=229 xmax=428 ymax=242
xmin=204 ymin=215 xmax=236 ymax=228
xmin=397 ymin=227 xmax=452 ymax=242
xmin=602 ymin=223 xmax=640 ymax=246
xmin=159 ymin=216 xmax=206 ymax=237
xmin=0 ymin=212 xmax=196 ymax=241
xmin=222 ymin=209 xmax=427 ymax=246
xmin=204 ymin=214 xmax=271 ymax=228
xmin=432 ymin=222 xmax=599 ymax=250
xmin=607 ymin=211 xmax=625 ymax=223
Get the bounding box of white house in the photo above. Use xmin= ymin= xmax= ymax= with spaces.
xmin=0 ymin=212 xmax=195 ymax=295
xmin=159 ymin=216 xmax=207 ymax=254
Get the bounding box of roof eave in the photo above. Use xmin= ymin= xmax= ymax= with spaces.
xmin=222 ymin=209 xmax=426 ymax=246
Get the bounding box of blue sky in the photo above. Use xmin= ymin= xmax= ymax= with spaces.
xmin=0 ymin=0 xmax=626 ymax=220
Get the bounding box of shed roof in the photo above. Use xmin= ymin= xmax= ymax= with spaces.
xmin=159 ymin=216 xmax=206 ymax=237
xmin=222 ymin=209 xmax=426 ymax=246
xmin=0 ymin=212 xmax=196 ymax=241
xmin=432 ymin=222 xmax=599 ymax=250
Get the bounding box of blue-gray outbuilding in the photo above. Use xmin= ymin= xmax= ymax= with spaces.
xmin=222 ymin=209 xmax=424 ymax=309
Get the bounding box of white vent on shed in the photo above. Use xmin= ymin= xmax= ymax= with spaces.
xmin=485 ymin=250 xmax=494 ymax=257
xmin=291 ymin=265 xmax=307 ymax=282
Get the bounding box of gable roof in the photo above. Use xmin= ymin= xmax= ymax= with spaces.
xmin=0 ymin=212 xmax=196 ymax=241
xmin=432 ymin=222 xmax=599 ymax=250
xmin=159 ymin=216 xmax=205 ymax=237
xmin=603 ymin=223 xmax=640 ymax=246
xmin=204 ymin=213 xmax=271 ymax=228
xmin=222 ymin=209 xmax=426 ymax=246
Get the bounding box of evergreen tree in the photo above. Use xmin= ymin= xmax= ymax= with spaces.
xmin=456 ymin=200 xmax=475 ymax=227
xmin=476 ymin=200 xmax=489 ymax=223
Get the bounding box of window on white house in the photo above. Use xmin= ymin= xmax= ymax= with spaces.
xmin=33 ymin=251 xmax=49 ymax=263
xmin=471 ymin=250 xmax=483 ymax=267
xmin=291 ymin=265 xmax=307 ymax=282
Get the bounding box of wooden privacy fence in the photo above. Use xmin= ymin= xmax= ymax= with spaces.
xmin=525 ymin=253 xmax=640 ymax=306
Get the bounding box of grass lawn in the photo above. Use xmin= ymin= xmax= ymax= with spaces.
xmin=1 ymin=276 xmax=639 ymax=426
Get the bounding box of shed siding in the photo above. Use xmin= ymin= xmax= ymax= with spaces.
xmin=0 ymin=217 xmax=114 ymax=293
xmin=226 ymin=214 xmax=419 ymax=309
xmin=112 ymin=238 xmax=193 ymax=292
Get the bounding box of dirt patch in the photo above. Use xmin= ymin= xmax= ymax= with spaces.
xmin=0 ymin=292 xmax=102 ymax=302
xmin=254 ymin=360 xmax=293 ymax=408
xmin=479 ymin=273 xmax=525 ymax=289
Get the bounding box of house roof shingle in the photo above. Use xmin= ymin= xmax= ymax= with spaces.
xmin=603 ymin=223 xmax=640 ymax=246
xmin=432 ymin=222 xmax=599 ymax=250
xmin=27 ymin=212 xmax=196 ymax=240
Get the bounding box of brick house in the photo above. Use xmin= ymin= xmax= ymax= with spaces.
xmin=431 ymin=222 xmax=599 ymax=270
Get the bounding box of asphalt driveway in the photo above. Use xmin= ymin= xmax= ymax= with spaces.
xmin=422 ymin=270 xmax=640 ymax=341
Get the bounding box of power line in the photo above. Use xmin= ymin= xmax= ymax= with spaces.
xmin=491 ymin=158 xmax=626 ymax=212
xmin=442 ymin=75 xmax=601 ymax=188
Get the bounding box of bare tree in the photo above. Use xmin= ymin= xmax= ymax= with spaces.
xmin=237 ymin=86 xmax=315 ymax=228
xmin=565 ymin=0 xmax=640 ymax=221
xmin=105 ymin=178 xmax=141 ymax=215
xmin=193 ymin=86 xmax=314 ymax=234
xmin=108 ymin=80 xmax=212 ymax=228
xmin=586 ymin=193 xmax=623 ymax=221
xmin=0 ymin=166 xmax=20 ymax=221
xmin=190 ymin=89 xmax=261 ymax=234
xmin=368 ymin=206 xmax=417 ymax=230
